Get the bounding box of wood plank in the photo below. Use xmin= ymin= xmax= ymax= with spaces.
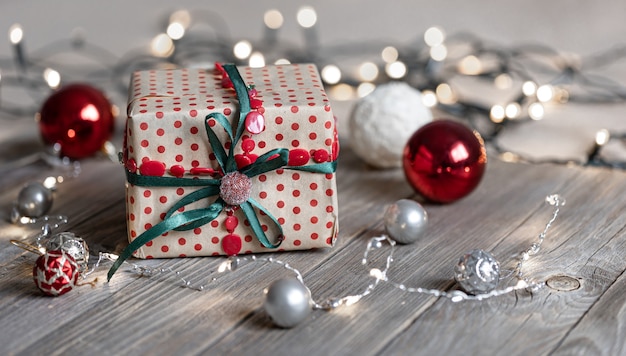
xmin=549 ymin=237 xmax=626 ymax=355
xmin=379 ymin=164 xmax=626 ymax=355
xmin=202 ymin=159 xmax=577 ymax=354
xmin=1 ymin=142 xmax=625 ymax=354
xmin=550 ymin=272 xmax=626 ymax=355
xmin=0 ymin=145 xmax=416 ymax=354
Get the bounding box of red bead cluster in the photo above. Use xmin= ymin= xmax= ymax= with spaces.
xmin=216 ymin=63 xmax=266 ymax=136
xmin=217 ymin=63 xmax=268 ymax=171
xmin=244 ymin=86 xmax=266 ymax=135
xmin=235 ymin=138 xmax=259 ymax=169
xmin=221 ymin=212 xmax=242 ymax=256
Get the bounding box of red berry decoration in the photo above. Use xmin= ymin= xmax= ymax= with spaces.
xmin=222 ymin=234 xmax=242 ymax=256
xmin=402 ymin=120 xmax=486 ymax=203
xmin=39 ymin=84 xmax=115 ymax=160
xmin=33 ymin=250 xmax=80 ymax=297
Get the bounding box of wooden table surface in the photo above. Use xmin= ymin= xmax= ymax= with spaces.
xmin=1 ymin=112 xmax=626 ymax=355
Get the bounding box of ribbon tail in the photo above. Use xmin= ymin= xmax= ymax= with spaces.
xmin=107 ymin=201 xmax=226 ymax=281
xmin=240 ymin=200 xmax=283 ymax=249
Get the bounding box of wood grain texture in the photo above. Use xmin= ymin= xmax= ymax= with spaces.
xmin=1 ymin=131 xmax=626 ymax=355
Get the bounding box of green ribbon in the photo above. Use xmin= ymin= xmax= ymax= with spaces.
xmin=108 ymin=64 xmax=337 ymax=281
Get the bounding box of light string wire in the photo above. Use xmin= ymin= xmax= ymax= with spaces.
xmin=2 ymin=10 xmax=626 ymax=168
xmin=108 ymin=194 xmax=564 ymax=307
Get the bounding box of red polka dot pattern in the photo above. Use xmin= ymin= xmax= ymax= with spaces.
xmin=126 ymin=65 xmax=338 ymax=259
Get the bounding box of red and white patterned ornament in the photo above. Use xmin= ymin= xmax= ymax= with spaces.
xmin=33 ymin=250 xmax=80 ymax=297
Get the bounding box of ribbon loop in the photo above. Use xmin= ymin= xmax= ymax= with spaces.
xmin=240 ymin=200 xmax=283 ymax=249
xmin=205 ymin=113 xmax=231 ymax=172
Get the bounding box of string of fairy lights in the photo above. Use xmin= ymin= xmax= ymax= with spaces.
xmin=2 ymin=7 xmax=626 ymax=168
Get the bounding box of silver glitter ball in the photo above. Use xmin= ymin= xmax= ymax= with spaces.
xmin=16 ymin=182 xmax=53 ymax=218
xmin=45 ymin=232 xmax=89 ymax=273
xmin=454 ymin=249 xmax=500 ymax=295
xmin=264 ymin=278 xmax=312 ymax=328
xmin=384 ymin=199 xmax=428 ymax=244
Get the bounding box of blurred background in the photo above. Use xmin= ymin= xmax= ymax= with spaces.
xmin=3 ymin=1 xmax=624 ymax=54
xmin=2 ymin=0 xmax=626 ymax=165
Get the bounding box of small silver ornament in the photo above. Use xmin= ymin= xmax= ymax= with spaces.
xmin=45 ymin=232 xmax=89 ymax=273
xmin=16 ymin=182 xmax=53 ymax=218
xmin=264 ymin=278 xmax=312 ymax=328
xmin=384 ymin=199 xmax=428 ymax=244
xmin=454 ymin=249 xmax=500 ymax=295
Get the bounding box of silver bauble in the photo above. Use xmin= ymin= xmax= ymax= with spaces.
xmin=264 ymin=278 xmax=312 ymax=328
xmin=45 ymin=232 xmax=89 ymax=273
xmin=384 ymin=199 xmax=428 ymax=244
xmin=454 ymin=249 xmax=500 ymax=295
xmin=16 ymin=182 xmax=53 ymax=218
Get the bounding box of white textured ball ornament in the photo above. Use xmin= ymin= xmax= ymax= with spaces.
xmin=264 ymin=278 xmax=312 ymax=328
xmin=349 ymin=82 xmax=433 ymax=168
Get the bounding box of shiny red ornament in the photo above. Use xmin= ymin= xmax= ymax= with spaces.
xmin=33 ymin=250 xmax=80 ymax=297
xmin=402 ymin=120 xmax=486 ymax=203
xmin=39 ymin=84 xmax=115 ymax=160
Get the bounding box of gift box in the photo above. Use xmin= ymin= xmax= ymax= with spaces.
xmin=121 ymin=64 xmax=339 ymax=260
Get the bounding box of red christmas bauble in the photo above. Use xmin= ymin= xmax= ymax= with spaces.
xmin=33 ymin=250 xmax=80 ymax=297
xmin=402 ymin=120 xmax=486 ymax=203
xmin=39 ymin=84 xmax=114 ymax=160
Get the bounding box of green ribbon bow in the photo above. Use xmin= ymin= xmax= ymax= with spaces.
xmin=108 ymin=64 xmax=336 ymax=281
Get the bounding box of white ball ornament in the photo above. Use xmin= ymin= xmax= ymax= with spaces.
xmin=349 ymin=82 xmax=433 ymax=168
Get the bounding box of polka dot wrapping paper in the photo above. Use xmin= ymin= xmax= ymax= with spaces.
xmin=123 ymin=64 xmax=339 ymax=258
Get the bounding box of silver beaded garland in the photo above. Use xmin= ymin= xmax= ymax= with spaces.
xmin=384 ymin=199 xmax=428 ymax=244
xmin=15 ymin=182 xmax=53 ymax=218
xmin=454 ymin=249 xmax=501 ymax=295
xmin=264 ymin=278 xmax=312 ymax=328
